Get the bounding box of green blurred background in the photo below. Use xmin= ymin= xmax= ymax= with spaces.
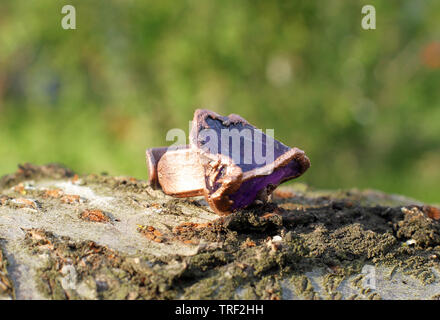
xmin=0 ymin=1 xmax=439 ymax=203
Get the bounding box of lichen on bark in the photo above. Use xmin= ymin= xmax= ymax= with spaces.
xmin=1 ymin=163 xmax=440 ymax=300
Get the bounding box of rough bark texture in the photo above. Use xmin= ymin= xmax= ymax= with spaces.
xmin=1 ymin=163 xmax=440 ymax=300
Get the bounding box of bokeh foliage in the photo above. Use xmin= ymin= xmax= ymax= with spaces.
xmin=0 ymin=0 xmax=439 ymax=203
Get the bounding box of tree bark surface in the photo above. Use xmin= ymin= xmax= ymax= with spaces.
xmin=1 ymin=164 xmax=439 ymax=300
